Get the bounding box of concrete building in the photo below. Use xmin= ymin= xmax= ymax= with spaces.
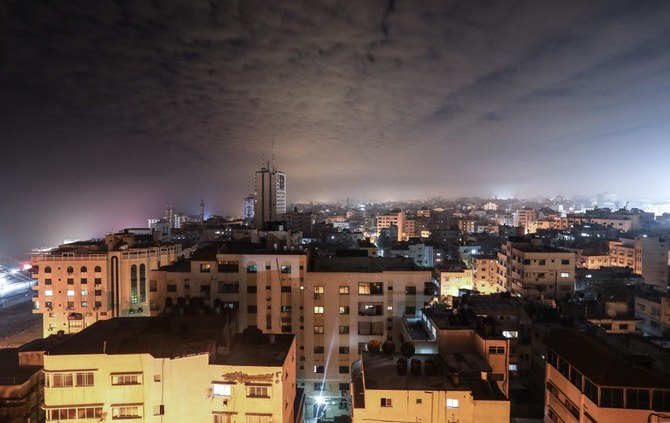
xmin=375 ymin=211 xmax=405 ymax=241
xmin=31 ymin=232 xmax=181 ymax=337
xmin=513 ymin=208 xmax=537 ymax=233
xmin=545 ymin=329 xmax=670 ymax=423
xmin=254 ymin=164 xmax=287 ymax=229
xmin=243 ymin=194 xmax=255 ymax=220
xmin=472 ymin=254 xmax=504 ymax=294
xmin=42 ymin=317 xmax=300 ymax=423
xmin=440 ymin=268 xmax=474 ymax=298
xmin=609 ymin=237 xmax=669 ymax=291
xmin=303 ymin=257 xmax=433 ymax=416
xmin=635 ymin=294 xmax=670 ymax=337
xmin=496 ymin=238 xmax=576 ymax=301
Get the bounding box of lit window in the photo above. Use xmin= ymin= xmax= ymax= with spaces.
xmin=447 ymin=398 xmax=459 ymax=408
xmin=200 ymin=263 xmax=211 ymax=273
xmin=45 ymin=290 xmax=53 ymax=297
xmin=381 ymin=398 xmax=392 ymax=407
xmin=314 ymin=306 xmax=324 ymax=314
xmin=81 ymin=290 xmax=88 ymax=296
xmin=213 ymin=413 xmax=232 ymax=423
xmin=339 ymin=286 xmax=350 ymax=295
xmin=212 ymin=383 xmax=232 ymax=396
xmin=67 ymin=290 xmax=75 ymax=297
xmin=314 ymin=325 xmax=324 ymax=334
xmin=509 ymin=364 xmax=518 ymax=371
xmin=314 ymin=286 xmax=324 ymax=294
xmin=339 ymin=306 xmax=349 ymax=315
xmin=560 ymin=272 xmax=570 ymax=278
xmin=502 ymin=330 xmax=518 ymax=338
xmin=48 ymin=372 xmax=74 ymax=387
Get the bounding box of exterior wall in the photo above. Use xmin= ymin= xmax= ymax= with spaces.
xmin=302 ymin=270 xmax=431 ymax=398
xmin=635 ymin=296 xmax=670 ymax=337
xmin=0 ymin=371 xmax=42 ymax=423
xmin=440 ymin=269 xmax=474 ymax=297
xmin=32 ymin=246 xmax=180 ymax=337
xmin=42 ymin=339 xmax=296 ymax=423
xmin=610 ymin=237 xmax=669 ymax=290
xmin=376 ymin=212 xmax=405 ymax=241
xmin=472 ymin=257 xmax=503 ymax=294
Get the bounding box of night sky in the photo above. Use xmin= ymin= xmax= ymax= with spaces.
xmin=2 ymin=0 xmax=670 ymax=260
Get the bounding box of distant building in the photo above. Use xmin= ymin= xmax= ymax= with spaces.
xmin=376 ymin=211 xmax=405 ymax=241
xmin=243 ymin=194 xmax=255 ymax=220
xmin=609 ymin=237 xmax=669 ymax=291
xmin=254 ymin=164 xmax=286 ymax=229
xmin=42 ymin=318 xmax=300 ymax=423
xmin=31 ymin=231 xmax=181 ymax=337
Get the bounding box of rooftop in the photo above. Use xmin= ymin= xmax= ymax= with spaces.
xmin=310 ymin=256 xmax=423 ymax=272
xmin=545 ymin=329 xmax=670 ymax=388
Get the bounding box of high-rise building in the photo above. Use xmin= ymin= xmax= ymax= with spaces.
xmin=254 ymin=164 xmax=286 ymax=229
xmin=243 ymin=194 xmax=255 ymax=220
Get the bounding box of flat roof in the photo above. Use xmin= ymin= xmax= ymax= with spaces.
xmin=545 ymin=329 xmax=670 ymax=388
xmin=46 ymin=317 xmax=293 ymax=367
xmin=360 ymin=352 xmax=506 ymax=401
xmin=311 ymin=257 xmax=424 ymax=272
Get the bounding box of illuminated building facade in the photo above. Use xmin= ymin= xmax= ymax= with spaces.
xmin=375 ymin=211 xmax=405 ymax=241
xmin=254 ymin=165 xmax=287 ymax=229
xmin=31 ymin=231 xmax=181 ymax=337
xmin=496 ymin=238 xmax=575 ymax=301
xmin=42 ymin=318 xmax=299 ymax=423
xmin=609 ymin=237 xmax=669 ymax=291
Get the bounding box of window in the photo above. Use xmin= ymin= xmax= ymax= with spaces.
xmin=76 ymin=372 xmax=94 ymax=387
xmin=94 ymin=277 xmax=102 ymax=285
xmin=584 ymin=378 xmax=598 ymax=404
xmin=81 ymin=278 xmax=88 ymax=284
xmin=47 ymin=407 xmax=102 ymax=420
xmin=67 ymin=278 xmax=74 ymax=285
xmin=247 ymin=305 xmax=257 ymax=313
xmin=44 ymin=266 xmax=52 ymax=273
xmin=112 ymin=374 xmax=141 ymax=385
xmin=561 ymin=259 xmax=570 ymax=265
xmin=247 ymin=264 xmax=258 ymax=273
xmin=339 ymin=346 xmax=350 ymax=354
xmin=314 ymin=382 xmax=325 ymax=390
xmin=600 ymin=388 xmax=624 ymax=408
xmin=314 ymin=346 xmax=324 ymax=353
xmin=200 ymin=263 xmax=212 ymax=273
xmin=212 ymin=383 xmax=232 ymax=396
xmin=213 ymin=414 xmax=232 ymax=423
xmin=539 ymin=260 xmax=546 ymax=265
xmin=67 ymin=290 xmax=75 ymax=297
xmin=314 ymin=286 xmax=324 ymax=294
xmin=247 ymin=285 xmax=257 ymax=293
xmin=558 ymin=357 xmax=569 ymax=379
xmin=45 ymin=278 xmax=52 ymax=285
xmin=81 ymin=290 xmax=88 ymax=296
xmin=45 ymin=290 xmax=53 ymax=297
xmin=446 ymin=398 xmax=459 ymax=408
xmin=626 ymin=388 xmax=650 ymax=409
xmin=314 ymin=325 xmax=324 ymax=334
xmin=167 ymin=284 xmax=177 ymax=292
xmin=112 ymin=405 xmax=141 ymax=420
xmin=81 ymin=301 xmax=88 ymax=307
xmin=281 ymin=305 xmax=291 ymax=312
xmin=339 ymin=366 xmax=349 ymax=374
xmin=381 ymin=398 xmax=392 ymax=407
xmin=94 ymin=266 xmax=102 ymax=272
xmin=405 ymin=286 xmax=416 ymax=295
xmin=45 ymin=301 xmax=53 ymax=309
xmin=48 ymin=372 xmax=74 ymax=387
xmin=281 ymin=285 xmax=291 ymax=292
xmin=488 ymin=346 xmax=505 ymax=354
xmin=339 ymin=306 xmax=349 ymax=315
xmin=653 ymin=390 xmax=670 ymax=412
xmin=314 ymin=306 xmax=324 ymax=314
xmin=560 ymin=272 xmax=570 ymax=278
xmin=281 ymin=265 xmax=291 ymax=273
xmin=339 ymin=325 xmax=349 ymax=334
xmin=314 ymin=366 xmax=325 ymax=374
xmin=569 ymin=368 xmax=583 ymax=390
xmin=339 ymin=286 xmax=350 ymax=295
xmin=358 ymin=282 xmax=383 ymax=295
xmin=67 ymin=301 xmax=75 ymax=309
xmin=245 ymin=414 xmax=272 ymax=423
xmin=154 ymin=405 xmax=165 ymax=416
xmin=67 ymin=266 xmax=74 ymax=274
xmin=95 ymin=301 xmax=102 ymax=308
xmin=247 ymin=385 xmax=270 ymax=398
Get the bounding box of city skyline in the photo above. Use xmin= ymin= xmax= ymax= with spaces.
xmin=3 ymin=0 xmax=670 ymax=259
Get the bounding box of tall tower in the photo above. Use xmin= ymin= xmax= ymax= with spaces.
xmin=254 ymin=161 xmax=287 ymax=229
xmin=199 ymin=198 xmax=205 ymax=223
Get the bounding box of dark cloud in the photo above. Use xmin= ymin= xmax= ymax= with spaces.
xmin=2 ymin=0 xmax=670 ymax=259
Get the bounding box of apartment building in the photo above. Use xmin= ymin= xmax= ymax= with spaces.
xmin=545 ymin=329 xmax=670 ymax=423
xmin=303 ymin=257 xmax=433 ymax=415
xmin=472 ymin=254 xmax=503 ymax=294
xmin=439 ymin=268 xmax=474 ymax=297
xmin=351 ymin=307 xmax=511 ymax=422
xmin=496 ymin=238 xmax=575 ymax=301
xmin=375 ymin=211 xmax=405 ymax=241
xmin=31 ymin=231 xmax=181 ymax=337
xmin=42 ymin=317 xmax=299 ymax=423
xmin=609 ymin=237 xmax=669 ymax=291
xmin=635 ymin=294 xmax=670 ymax=337
xmin=513 ymin=208 xmax=537 ymax=232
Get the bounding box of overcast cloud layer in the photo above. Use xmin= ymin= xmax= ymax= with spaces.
xmin=2 ymin=0 xmax=670 ymax=259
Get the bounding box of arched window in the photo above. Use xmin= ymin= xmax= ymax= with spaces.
xmin=94 ymin=266 xmax=102 ymax=273
xmin=130 ymin=265 xmax=138 ymax=304
xmin=80 ymin=266 xmax=87 ymax=273
xmin=66 ymin=266 xmax=74 ymax=274
xmin=44 ymin=266 xmax=52 ymax=273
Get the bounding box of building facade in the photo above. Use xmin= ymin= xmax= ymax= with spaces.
xmin=254 ymin=165 xmax=287 ymax=229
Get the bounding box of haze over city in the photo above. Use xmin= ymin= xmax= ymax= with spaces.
xmin=3 ymin=0 xmax=670 ymax=258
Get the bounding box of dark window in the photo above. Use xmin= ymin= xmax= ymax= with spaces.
xmin=405 ymin=286 xmax=416 ymax=295
xmin=247 ymin=305 xmax=257 ymax=313
xmin=652 ymin=390 xmax=670 ymax=411
xmin=167 ymin=284 xmax=177 ymax=293
xmin=200 ymin=285 xmax=211 ymax=293
xmin=67 ymin=278 xmax=74 ymax=285
xmin=314 ymin=346 xmax=324 ymax=354
xmin=601 ymin=388 xmax=624 ymax=408
xmin=94 ymin=289 xmax=102 ymax=296
xmin=80 ymin=266 xmax=87 ymax=272
xmin=94 ymin=278 xmax=102 ymax=285
xmin=522 ymin=259 xmax=530 ymax=265
xmin=561 ymin=259 xmax=570 ymax=265
xmin=339 ymin=346 xmax=350 ymax=354
xmin=569 ymin=368 xmax=583 ymax=391
xmin=405 ymin=306 xmax=416 ymax=316
xmin=247 ymin=285 xmax=257 ymax=294
xmin=314 ymin=383 xmax=324 ymax=390
xmin=539 ymin=260 xmax=546 ymax=265
xmin=339 ymin=383 xmax=349 ymax=391
xmin=218 ymin=261 xmax=239 ymax=272
xmin=281 ymin=325 xmax=291 ymax=333
xmin=584 ymin=378 xmax=599 ymax=405
xmin=80 ymin=278 xmax=87 ymax=284
xmin=45 ymin=278 xmax=52 ymax=285
xmin=281 ymin=285 xmax=291 ymax=292
xmin=339 ymin=326 xmax=349 ymax=334
xmin=558 ymin=357 xmax=569 ymax=379
xmin=314 ymin=366 xmax=324 ymax=374
xmin=94 ymin=266 xmax=101 ymax=272
xmin=626 ymin=388 xmax=650 ymax=410
xmin=44 ymin=266 xmax=52 ymax=273
xmin=339 ymin=366 xmax=349 ymax=374
xmin=95 ymin=301 xmax=102 ymax=308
